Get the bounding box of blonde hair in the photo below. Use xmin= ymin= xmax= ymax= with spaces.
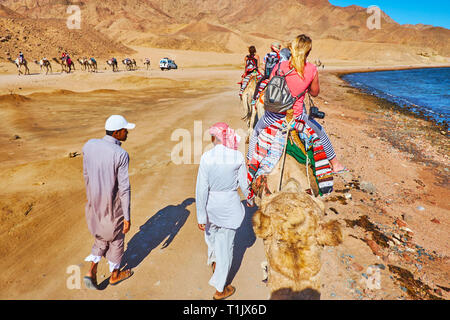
xmin=289 ymin=34 xmax=312 ymax=79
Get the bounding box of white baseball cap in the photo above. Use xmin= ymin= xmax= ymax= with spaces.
xmin=105 ymin=115 xmax=136 ymax=131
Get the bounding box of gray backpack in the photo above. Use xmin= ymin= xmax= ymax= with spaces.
xmin=264 ymin=64 xmax=306 ymax=113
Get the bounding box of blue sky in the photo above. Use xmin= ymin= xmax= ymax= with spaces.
xmin=329 ymin=0 xmax=450 ymax=29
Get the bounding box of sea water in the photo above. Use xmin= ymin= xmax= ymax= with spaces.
xmin=342 ymin=67 xmax=450 ymax=127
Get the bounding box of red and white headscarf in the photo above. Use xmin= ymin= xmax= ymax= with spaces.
xmin=209 ymin=122 xmax=241 ymax=150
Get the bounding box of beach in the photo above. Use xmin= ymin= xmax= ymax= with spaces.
xmin=0 ymin=49 xmax=449 ymax=300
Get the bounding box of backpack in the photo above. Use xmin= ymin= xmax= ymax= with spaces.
xmin=264 ymin=52 xmax=280 ymax=77
xmin=245 ymin=55 xmax=258 ymax=73
xmin=264 ymin=64 xmax=306 ymax=114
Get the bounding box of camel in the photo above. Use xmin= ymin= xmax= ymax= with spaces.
xmin=87 ymin=57 xmax=98 ymax=73
xmin=143 ymin=58 xmax=151 ymax=70
xmin=53 ymin=57 xmax=75 ymax=73
xmin=8 ymin=57 xmax=30 ymax=75
xmin=34 ymin=59 xmax=52 ymax=75
xmin=77 ymin=58 xmax=88 ymax=71
xmin=122 ymin=58 xmax=137 ymax=71
xmin=107 ymin=58 xmax=119 ymax=72
xmin=241 ymin=74 xmax=264 ymax=142
xmin=252 ymin=178 xmax=342 ymax=300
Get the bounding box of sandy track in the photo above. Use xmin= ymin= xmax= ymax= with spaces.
xmin=0 ymin=67 xmax=269 ymax=299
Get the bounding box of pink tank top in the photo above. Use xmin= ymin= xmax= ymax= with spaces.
xmin=270 ymin=61 xmax=318 ymax=117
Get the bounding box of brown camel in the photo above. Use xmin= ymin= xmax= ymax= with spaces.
xmin=87 ymin=57 xmax=98 ymax=72
xmin=143 ymin=58 xmax=151 ymax=70
xmin=8 ymin=57 xmax=30 ymax=75
xmin=107 ymin=58 xmax=119 ymax=72
xmin=253 ymin=178 xmax=342 ymax=300
xmin=53 ymin=57 xmax=75 ymax=73
xmin=77 ymin=58 xmax=88 ymax=71
xmin=34 ymin=59 xmax=52 ymax=75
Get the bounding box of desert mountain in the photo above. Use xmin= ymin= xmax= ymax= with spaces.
xmin=0 ymin=0 xmax=448 ymax=62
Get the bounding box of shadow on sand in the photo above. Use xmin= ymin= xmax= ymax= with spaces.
xmin=120 ymin=198 xmax=195 ymax=270
xmin=226 ymin=201 xmax=258 ymax=285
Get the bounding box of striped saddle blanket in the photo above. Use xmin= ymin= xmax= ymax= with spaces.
xmin=247 ymin=118 xmax=334 ymax=196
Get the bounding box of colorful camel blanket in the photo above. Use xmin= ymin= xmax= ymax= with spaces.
xmin=247 ymin=118 xmax=334 ymax=196
xmin=239 ymin=72 xmax=263 ymax=96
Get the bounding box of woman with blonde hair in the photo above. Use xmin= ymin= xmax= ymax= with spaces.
xmin=247 ymin=34 xmax=346 ymax=173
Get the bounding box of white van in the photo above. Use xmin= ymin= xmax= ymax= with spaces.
xmin=159 ymin=58 xmax=178 ymax=71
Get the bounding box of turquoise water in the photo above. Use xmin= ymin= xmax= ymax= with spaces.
xmin=342 ymin=68 xmax=450 ymax=128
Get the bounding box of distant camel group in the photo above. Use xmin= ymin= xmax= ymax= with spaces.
xmin=6 ymin=53 xmax=152 ymax=76
xmin=77 ymin=57 xmax=98 ymax=72
xmin=122 ymin=58 xmax=138 ymax=71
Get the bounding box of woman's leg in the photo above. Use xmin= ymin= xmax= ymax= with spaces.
xmin=298 ymin=113 xmax=346 ymax=172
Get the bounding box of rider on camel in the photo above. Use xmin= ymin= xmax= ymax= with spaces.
xmin=18 ymin=52 xmax=24 ymax=64
xmin=239 ymin=46 xmax=263 ymax=97
xmin=252 ymin=42 xmax=282 ymax=101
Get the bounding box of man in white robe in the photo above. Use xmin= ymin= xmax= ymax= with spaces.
xmin=196 ymin=122 xmax=251 ymax=300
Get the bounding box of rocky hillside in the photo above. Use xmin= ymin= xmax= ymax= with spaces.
xmin=0 ymin=0 xmax=448 ymax=60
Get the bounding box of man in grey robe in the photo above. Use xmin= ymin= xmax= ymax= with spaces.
xmin=82 ymin=115 xmax=135 ymax=289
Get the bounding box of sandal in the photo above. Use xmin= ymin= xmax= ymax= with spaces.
xmin=83 ymin=275 xmax=98 ymax=290
xmin=109 ymin=269 xmax=134 ymax=286
xmin=211 ymin=262 xmax=216 ymax=274
xmin=213 ymin=285 xmax=236 ymax=300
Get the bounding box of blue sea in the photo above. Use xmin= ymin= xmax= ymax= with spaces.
xmin=342 ymin=68 xmax=450 ymax=127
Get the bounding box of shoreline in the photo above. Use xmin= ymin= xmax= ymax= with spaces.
xmin=331 ymin=68 xmax=449 ymax=132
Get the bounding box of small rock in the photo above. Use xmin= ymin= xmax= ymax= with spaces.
xmin=360 ymin=181 xmax=376 ymax=194
xmin=375 ymin=264 xmax=386 ymax=270
xmin=431 ymin=218 xmax=440 ymax=224
xmin=351 ymin=262 xmax=364 ymax=272
xmin=395 ymin=219 xmax=407 ymax=228
xmin=402 ymin=213 xmax=413 ymax=223
xmin=402 ymin=253 xmax=412 ymax=263
xmin=12 ymin=134 xmax=21 ymax=140
xmin=366 ymin=240 xmax=381 ymax=256
xmin=69 ymin=152 xmax=80 ymax=158
xmin=387 ymin=252 xmax=399 ymax=263
xmin=344 ymin=193 xmax=352 ymax=200
xmin=154 ymin=280 xmax=160 ymax=286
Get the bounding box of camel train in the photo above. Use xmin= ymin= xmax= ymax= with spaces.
xmin=241 ymin=78 xmax=343 ymax=300
xmin=5 ymin=50 xmax=156 ymax=76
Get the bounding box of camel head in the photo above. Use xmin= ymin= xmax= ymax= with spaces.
xmin=253 ymin=178 xmax=341 ymax=246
